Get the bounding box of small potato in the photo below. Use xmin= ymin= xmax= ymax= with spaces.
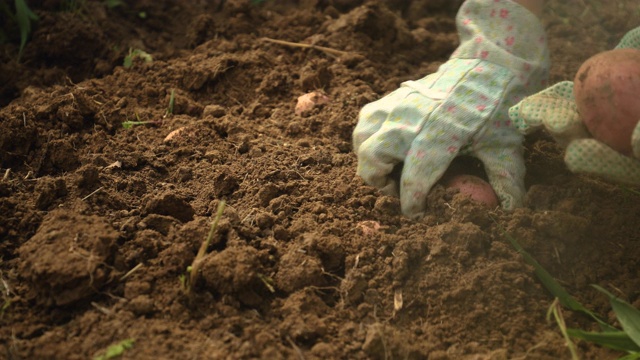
xmin=574 ymin=48 xmax=640 ymax=155
xmin=445 ymin=174 xmax=498 ymax=207
xmin=295 ymin=91 xmax=330 ymax=116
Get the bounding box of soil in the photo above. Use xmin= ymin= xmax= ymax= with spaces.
xmin=1 ymin=0 xmax=639 ymax=359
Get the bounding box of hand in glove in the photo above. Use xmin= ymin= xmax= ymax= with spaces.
xmin=353 ymin=0 xmax=550 ymax=218
xmin=509 ymin=27 xmax=640 ymax=185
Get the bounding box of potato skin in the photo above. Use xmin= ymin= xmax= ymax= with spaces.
xmin=445 ymin=174 xmax=498 ymax=207
xmin=574 ymin=48 xmax=640 ymax=155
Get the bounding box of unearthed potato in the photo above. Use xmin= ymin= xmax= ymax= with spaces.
xmin=445 ymin=174 xmax=499 ymax=207
xmin=295 ymin=91 xmax=330 ymax=116
xmin=574 ymin=48 xmax=640 ymax=155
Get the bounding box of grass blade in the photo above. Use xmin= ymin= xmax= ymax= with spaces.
xmin=187 ymin=200 xmax=226 ymax=295
xmin=566 ymin=329 xmax=640 ymax=352
xmin=593 ymin=285 xmax=640 ymax=347
xmin=94 ymin=338 xmax=135 ymax=360
xmin=547 ymin=298 xmax=580 ymax=360
xmin=104 ymin=0 xmax=125 ymax=9
xmin=123 ymin=48 xmax=152 ymax=68
xmin=496 ymin=219 xmax=640 ymax=356
xmin=166 ymin=89 xmax=175 ymax=116
xmin=621 ymin=186 xmax=640 ymax=197
xmin=618 ymin=353 xmax=640 ymax=360
xmin=14 ymin=0 xmax=39 ymax=61
xmin=499 ymin=226 xmax=614 ymax=330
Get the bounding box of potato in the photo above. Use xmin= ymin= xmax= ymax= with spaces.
xmin=295 ymin=91 xmax=330 ymax=116
xmin=445 ymin=174 xmax=498 ymax=207
xmin=573 ymin=48 xmax=640 ymax=155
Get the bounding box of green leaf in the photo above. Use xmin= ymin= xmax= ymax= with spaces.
xmin=123 ymin=48 xmax=152 ymax=68
xmin=166 ymin=89 xmax=175 ymax=116
xmin=567 ymin=329 xmax=640 ymax=352
xmin=618 ymin=353 xmax=640 ymax=360
xmin=621 ymin=186 xmax=640 ymax=197
xmin=121 ymin=120 xmax=154 ymax=129
xmin=14 ymin=0 xmax=39 ymax=61
xmin=104 ymin=0 xmax=124 ymax=9
xmin=94 ymin=338 xmax=135 ymax=360
xmin=500 ymin=227 xmax=615 ymax=330
xmin=593 ymin=285 xmax=640 ymax=347
xmin=547 ymin=298 xmax=579 ymax=360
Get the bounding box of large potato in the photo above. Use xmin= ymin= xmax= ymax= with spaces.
xmin=573 ymin=48 xmax=640 ymax=155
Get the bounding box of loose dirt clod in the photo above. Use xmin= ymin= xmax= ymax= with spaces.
xmin=18 ymin=209 xmax=118 ymax=306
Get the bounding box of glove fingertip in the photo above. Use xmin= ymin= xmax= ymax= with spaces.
xmin=400 ymin=187 xmax=429 ymax=219
xmin=615 ymin=26 xmax=640 ymax=50
xmin=564 ymin=139 xmax=640 ymax=185
xmin=491 ymin=183 xmax=524 ymax=211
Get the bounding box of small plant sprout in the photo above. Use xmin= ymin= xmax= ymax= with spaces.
xmin=122 ymin=113 xmax=160 ymax=129
xmin=178 ymin=272 xmax=188 ymax=291
xmin=104 ymin=0 xmax=124 ymax=9
xmin=93 ymin=338 xmax=135 ymax=360
xmin=0 ymin=262 xmax=11 ymax=319
xmin=123 ymin=48 xmax=152 ymax=68
xmin=164 ymin=89 xmax=175 ymax=117
xmin=183 ymin=200 xmax=226 ymax=296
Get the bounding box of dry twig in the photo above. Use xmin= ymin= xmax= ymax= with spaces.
xmin=261 ymin=37 xmax=351 ymax=57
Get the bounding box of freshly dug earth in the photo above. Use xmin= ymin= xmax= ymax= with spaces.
xmin=1 ymin=1 xmax=639 ymax=359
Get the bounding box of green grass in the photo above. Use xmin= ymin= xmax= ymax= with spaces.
xmin=14 ymin=0 xmax=37 ymax=60
xmin=1 ymin=0 xmax=132 ymax=61
xmin=93 ymin=338 xmax=135 ymax=360
xmin=165 ymin=89 xmax=175 ymax=117
xmin=121 ymin=112 xmax=160 ymax=129
xmin=104 ymin=0 xmax=124 ymax=9
xmin=123 ymin=48 xmax=152 ymax=68
xmin=0 ymin=262 xmax=11 ymax=319
xmin=500 ymin=223 xmax=640 ymax=359
xmin=0 ymin=0 xmax=39 ymax=60
xmin=182 ymin=200 xmax=226 ymax=296
xmin=547 ymin=298 xmax=579 ymax=360
xmin=122 ymin=90 xmax=174 ymax=128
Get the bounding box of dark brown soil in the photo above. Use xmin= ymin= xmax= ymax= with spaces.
xmin=1 ymin=1 xmax=639 ymax=359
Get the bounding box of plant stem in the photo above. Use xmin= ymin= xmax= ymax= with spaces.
xmin=188 ymin=200 xmax=226 ymax=295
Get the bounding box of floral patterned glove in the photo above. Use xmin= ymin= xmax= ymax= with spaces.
xmin=509 ymin=26 xmax=640 ymax=185
xmin=353 ymin=0 xmax=550 ymax=218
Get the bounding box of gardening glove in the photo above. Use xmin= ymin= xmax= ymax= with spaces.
xmin=509 ymin=26 xmax=640 ymax=185
xmin=353 ymin=0 xmax=550 ymax=218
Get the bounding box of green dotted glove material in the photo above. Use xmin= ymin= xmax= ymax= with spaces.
xmin=353 ymin=0 xmax=550 ymax=218
xmin=509 ymin=26 xmax=640 ymax=185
